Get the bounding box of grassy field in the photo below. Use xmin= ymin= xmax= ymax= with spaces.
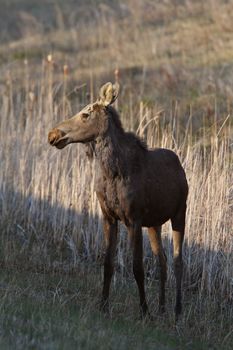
xmin=0 ymin=0 xmax=233 ymax=349
xmin=0 ymin=267 xmax=231 ymax=350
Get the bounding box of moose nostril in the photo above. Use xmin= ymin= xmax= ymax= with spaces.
xmin=48 ymin=131 xmax=56 ymax=145
xmin=48 ymin=129 xmax=62 ymax=145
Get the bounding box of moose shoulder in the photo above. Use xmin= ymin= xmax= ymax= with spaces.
xmin=48 ymin=82 xmax=188 ymax=320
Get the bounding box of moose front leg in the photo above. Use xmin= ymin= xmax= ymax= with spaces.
xmin=101 ymin=217 xmax=118 ymax=313
xmin=128 ymin=222 xmax=149 ymax=318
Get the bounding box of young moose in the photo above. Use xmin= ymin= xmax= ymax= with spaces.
xmin=48 ymin=82 xmax=188 ymax=320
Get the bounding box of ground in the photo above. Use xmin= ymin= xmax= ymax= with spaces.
xmin=0 ymin=266 xmax=226 ymax=350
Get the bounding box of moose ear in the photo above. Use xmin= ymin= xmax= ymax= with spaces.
xmin=98 ymin=82 xmax=120 ymax=106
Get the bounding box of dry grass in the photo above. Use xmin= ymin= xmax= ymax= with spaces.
xmin=0 ymin=0 xmax=233 ymax=348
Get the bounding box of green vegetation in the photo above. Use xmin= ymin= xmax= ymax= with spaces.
xmin=0 ymin=268 xmax=230 ymax=350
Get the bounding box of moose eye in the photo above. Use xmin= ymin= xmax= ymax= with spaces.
xmin=81 ymin=113 xmax=90 ymax=121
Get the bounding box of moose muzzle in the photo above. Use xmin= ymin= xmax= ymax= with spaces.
xmin=48 ymin=128 xmax=66 ymax=147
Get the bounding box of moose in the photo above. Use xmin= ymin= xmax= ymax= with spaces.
xmin=48 ymin=82 xmax=188 ymax=320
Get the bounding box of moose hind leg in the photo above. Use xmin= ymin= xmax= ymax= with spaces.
xmin=101 ymin=218 xmax=118 ymax=313
xmin=171 ymin=206 xmax=186 ymax=320
xmin=148 ymin=226 xmax=167 ymax=313
xmin=128 ymin=223 xmax=149 ymax=318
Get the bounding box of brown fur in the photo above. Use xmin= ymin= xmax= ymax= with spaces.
xmin=48 ymin=82 xmax=188 ymax=319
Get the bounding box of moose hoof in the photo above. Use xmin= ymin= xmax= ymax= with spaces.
xmin=139 ymin=303 xmax=152 ymax=321
xmin=158 ymin=305 xmax=166 ymax=315
xmin=99 ymin=300 xmax=110 ymax=315
xmin=139 ymin=310 xmax=154 ymax=322
xmin=174 ymin=303 xmax=182 ymax=323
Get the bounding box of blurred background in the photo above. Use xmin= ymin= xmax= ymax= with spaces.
xmin=1 ymin=0 xmax=233 ymax=120
xmin=0 ymin=1 xmax=232 ymax=349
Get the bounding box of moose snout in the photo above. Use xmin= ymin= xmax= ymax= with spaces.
xmin=48 ymin=128 xmax=64 ymax=146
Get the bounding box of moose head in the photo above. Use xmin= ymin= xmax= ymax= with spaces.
xmin=48 ymin=82 xmax=120 ymax=149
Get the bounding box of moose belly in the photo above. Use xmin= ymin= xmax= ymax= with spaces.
xmin=128 ymin=188 xmax=180 ymax=227
xmin=140 ymin=192 xmax=179 ymax=227
xmin=141 ymin=212 xmax=171 ymax=227
xmin=96 ymin=180 xmax=180 ymax=228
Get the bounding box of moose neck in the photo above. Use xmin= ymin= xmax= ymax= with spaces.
xmin=87 ymin=107 xmax=147 ymax=179
xmin=94 ymin=112 xmax=128 ymax=179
